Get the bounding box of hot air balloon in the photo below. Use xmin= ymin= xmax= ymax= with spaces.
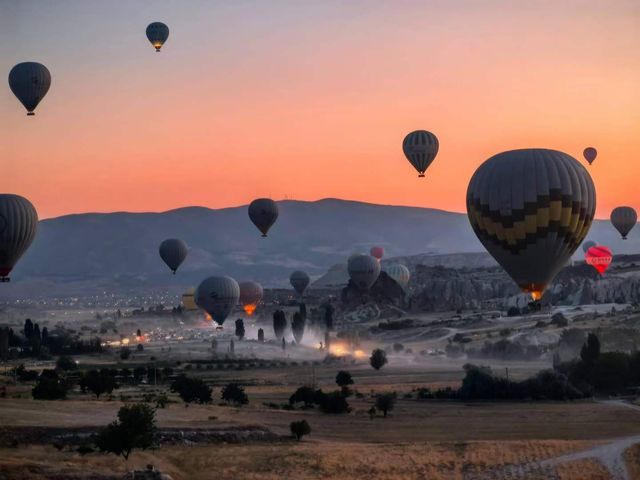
xmin=146 ymin=22 xmax=169 ymax=52
xmin=194 ymin=276 xmax=240 ymax=325
xmin=239 ymin=281 xmax=263 ymax=316
xmin=385 ymin=264 xmax=410 ymax=288
xmin=583 ymin=147 xmax=597 ymax=165
xmin=248 ymin=198 xmax=278 ymax=237
xmin=585 ymin=245 xmax=612 ymax=275
xmin=290 ymin=270 xmax=310 ymax=296
xmin=181 ymin=287 xmax=198 ymax=311
xmin=610 ymin=206 xmax=637 ymax=240
xmin=348 ymin=254 xmax=381 ymax=290
xmin=0 ymin=194 xmax=38 ymax=282
xmin=582 ymin=240 xmax=597 ymax=253
xmin=370 ymin=246 xmax=384 ymax=261
xmin=9 ymin=62 xmax=51 ymax=115
xmin=402 ymin=130 xmax=439 ymax=177
xmin=158 ymin=238 xmax=188 ymax=274
xmin=466 ymin=149 xmax=596 ymax=301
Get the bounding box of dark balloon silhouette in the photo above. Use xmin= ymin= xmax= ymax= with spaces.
xmin=158 ymin=238 xmax=188 ymax=274
xmin=290 ymin=270 xmax=310 ymax=296
xmin=194 ymin=276 xmax=240 ymax=325
xmin=610 ymin=206 xmax=637 ymax=239
xmin=402 ymin=130 xmax=439 ymax=177
xmin=0 ymin=194 xmax=38 ymax=282
xmin=146 ymin=22 xmax=169 ymax=52
xmin=9 ymin=62 xmax=51 ymax=115
xmin=248 ymin=198 xmax=279 ymax=237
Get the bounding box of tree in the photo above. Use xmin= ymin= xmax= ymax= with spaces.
xmin=292 ymin=312 xmax=306 ymax=344
xmin=317 ymin=391 xmax=350 ymax=414
xmin=120 ymin=347 xmax=131 ymax=360
xmin=170 ymin=375 xmax=212 ymax=404
xmin=324 ymin=305 xmax=334 ymax=331
xmin=375 ymin=393 xmax=396 ymax=417
xmin=257 ymin=328 xmax=264 ymax=342
xmin=235 ymin=319 xmax=245 ymax=340
xmin=335 ymin=371 xmax=354 ymax=388
xmin=369 ymin=349 xmax=388 ymax=370
xmin=299 ymin=302 xmax=307 ymax=320
xmin=273 ymin=310 xmax=287 ymax=340
xmin=56 ymin=355 xmax=77 ymax=371
xmin=289 ymin=386 xmax=317 ymax=407
xmin=136 ymin=328 xmax=142 ymax=337
xmin=80 ymin=370 xmax=116 ymax=399
xmin=33 ymin=323 xmax=41 ymax=342
xmin=41 ymin=327 xmax=48 ymax=345
xmin=32 ymin=371 xmax=68 ymax=400
xmin=96 ymin=403 xmax=156 ymax=460
xmin=290 ymin=420 xmax=311 ymax=441
xmin=136 ymin=343 xmax=144 ymax=352
xmin=221 ymin=382 xmax=248 ymax=405
xmin=24 ymin=319 xmax=34 ymax=339
xmin=580 ymin=333 xmax=601 ymax=364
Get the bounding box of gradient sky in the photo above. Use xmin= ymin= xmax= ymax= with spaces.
xmin=1 ymin=0 xmax=638 ymax=219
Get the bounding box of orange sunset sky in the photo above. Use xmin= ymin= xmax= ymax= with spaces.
xmin=1 ymin=0 xmax=638 ymax=219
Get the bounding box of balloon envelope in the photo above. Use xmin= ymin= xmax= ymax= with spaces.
xmin=582 ymin=240 xmax=597 ymax=253
xmin=9 ymin=62 xmax=51 ymax=115
xmin=385 ymin=264 xmax=410 ymax=288
xmin=159 ymin=238 xmax=188 ymax=273
xmin=402 ymin=130 xmax=439 ymax=177
xmin=466 ymin=149 xmax=596 ymax=300
xmin=0 ymin=194 xmax=38 ymax=281
xmin=146 ymin=22 xmax=169 ymax=51
xmin=370 ymin=246 xmax=384 ymax=260
xmin=248 ymin=198 xmax=279 ymax=237
xmin=290 ymin=270 xmax=310 ymax=296
xmin=194 ymin=276 xmax=240 ymax=325
xmin=585 ymin=245 xmax=612 ymax=275
xmin=610 ymin=206 xmax=637 ymax=239
xmin=348 ymin=255 xmax=381 ymax=290
xmin=239 ymin=281 xmax=263 ymax=316
xmin=583 ymin=147 xmax=597 ymax=165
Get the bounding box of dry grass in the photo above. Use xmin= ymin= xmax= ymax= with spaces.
xmin=625 ymin=443 xmax=640 ymax=480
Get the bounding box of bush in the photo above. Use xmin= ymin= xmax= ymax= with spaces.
xmin=369 ymin=349 xmax=388 ymax=370
xmin=170 ymin=375 xmax=212 ymax=404
xmin=55 ymin=355 xmax=77 ymax=371
xmin=96 ymin=403 xmax=156 ymax=460
xmin=289 ymin=386 xmax=318 ymax=407
xmin=32 ymin=371 xmax=68 ymax=400
xmin=507 ymin=307 xmax=520 ymax=317
xmin=80 ymin=370 xmax=117 ymax=399
xmin=290 ymin=420 xmax=311 ymax=441
xmin=375 ymin=393 xmax=396 ymax=417
xmin=551 ymin=312 xmax=569 ymax=327
xmin=221 ymin=383 xmax=248 ymax=405
xmin=14 ymin=364 xmax=38 ymax=382
xmin=393 ymin=343 xmax=404 ymax=352
xmin=317 ymin=391 xmax=350 ymax=414
xmin=120 ymin=347 xmax=131 ymax=360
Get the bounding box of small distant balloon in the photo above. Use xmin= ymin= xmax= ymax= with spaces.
xmin=158 ymin=238 xmax=188 ymax=274
xmin=348 ymin=254 xmax=381 ymax=290
xmin=402 ymin=130 xmax=439 ymax=177
xmin=9 ymin=62 xmax=51 ymax=115
xmin=582 ymin=240 xmax=597 ymax=253
xmin=0 ymin=194 xmax=38 ymax=282
xmin=194 ymin=276 xmax=240 ymax=326
xmin=583 ymin=147 xmax=597 ymax=165
xmin=370 ymin=246 xmax=384 ymax=261
xmin=385 ymin=264 xmax=410 ymax=288
xmin=610 ymin=206 xmax=637 ymax=240
xmin=585 ymin=245 xmax=612 ymax=275
xmin=239 ymin=281 xmax=263 ymax=316
xmin=290 ymin=270 xmax=310 ymax=296
xmin=248 ymin=198 xmax=279 ymax=237
xmin=146 ymin=22 xmax=169 ymax=52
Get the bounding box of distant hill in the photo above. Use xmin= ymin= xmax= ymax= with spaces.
xmin=1 ymin=198 xmax=638 ymax=298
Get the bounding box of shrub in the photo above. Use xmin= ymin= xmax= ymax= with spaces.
xmin=80 ymin=370 xmax=117 ymax=399
xmin=96 ymin=403 xmax=156 ymax=460
xmin=375 ymin=393 xmax=396 ymax=417
xmin=32 ymin=371 xmax=68 ymax=400
xmin=290 ymin=420 xmax=311 ymax=441
xmin=221 ymin=383 xmax=248 ymax=405
xmin=289 ymin=386 xmax=318 ymax=407
xmin=317 ymin=391 xmax=349 ymax=414
xmin=335 ymin=370 xmax=354 ymax=388
xmin=55 ymin=355 xmax=77 ymax=371
xmin=120 ymin=347 xmax=131 ymax=360
xmin=170 ymin=375 xmax=212 ymax=404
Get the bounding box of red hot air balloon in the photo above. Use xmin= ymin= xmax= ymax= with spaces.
xmin=585 ymin=245 xmax=612 ymax=275
xmin=583 ymin=147 xmax=597 ymax=165
xmin=370 ymin=246 xmax=384 ymax=261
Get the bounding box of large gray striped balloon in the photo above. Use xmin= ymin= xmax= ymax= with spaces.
xmin=248 ymin=198 xmax=279 ymax=237
xmin=0 ymin=194 xmax=38 ymax=281
xmin=146 ymin=22 xmax=169 ymax=52
xmin=159 ymin=238 xmax=188 ymax=273
xmin=610 ymin=206 xmax=637 ymax=240
xmin=467 ymin=149 xmax=596 ymax=300
xmin=385 ymin=264 xmax=410 ymax=288
xmin=348 ymin=254 xmax=381 ymax=290
xmin=290 ymin=270 xmax=310 ymax=296
xmin=402 ymin=130 xmax=439 ymax=177
xmin=9 ymin=62 xmax=51 ymax=115
xmin=194 ymin=276 xmax=240 ymax=325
